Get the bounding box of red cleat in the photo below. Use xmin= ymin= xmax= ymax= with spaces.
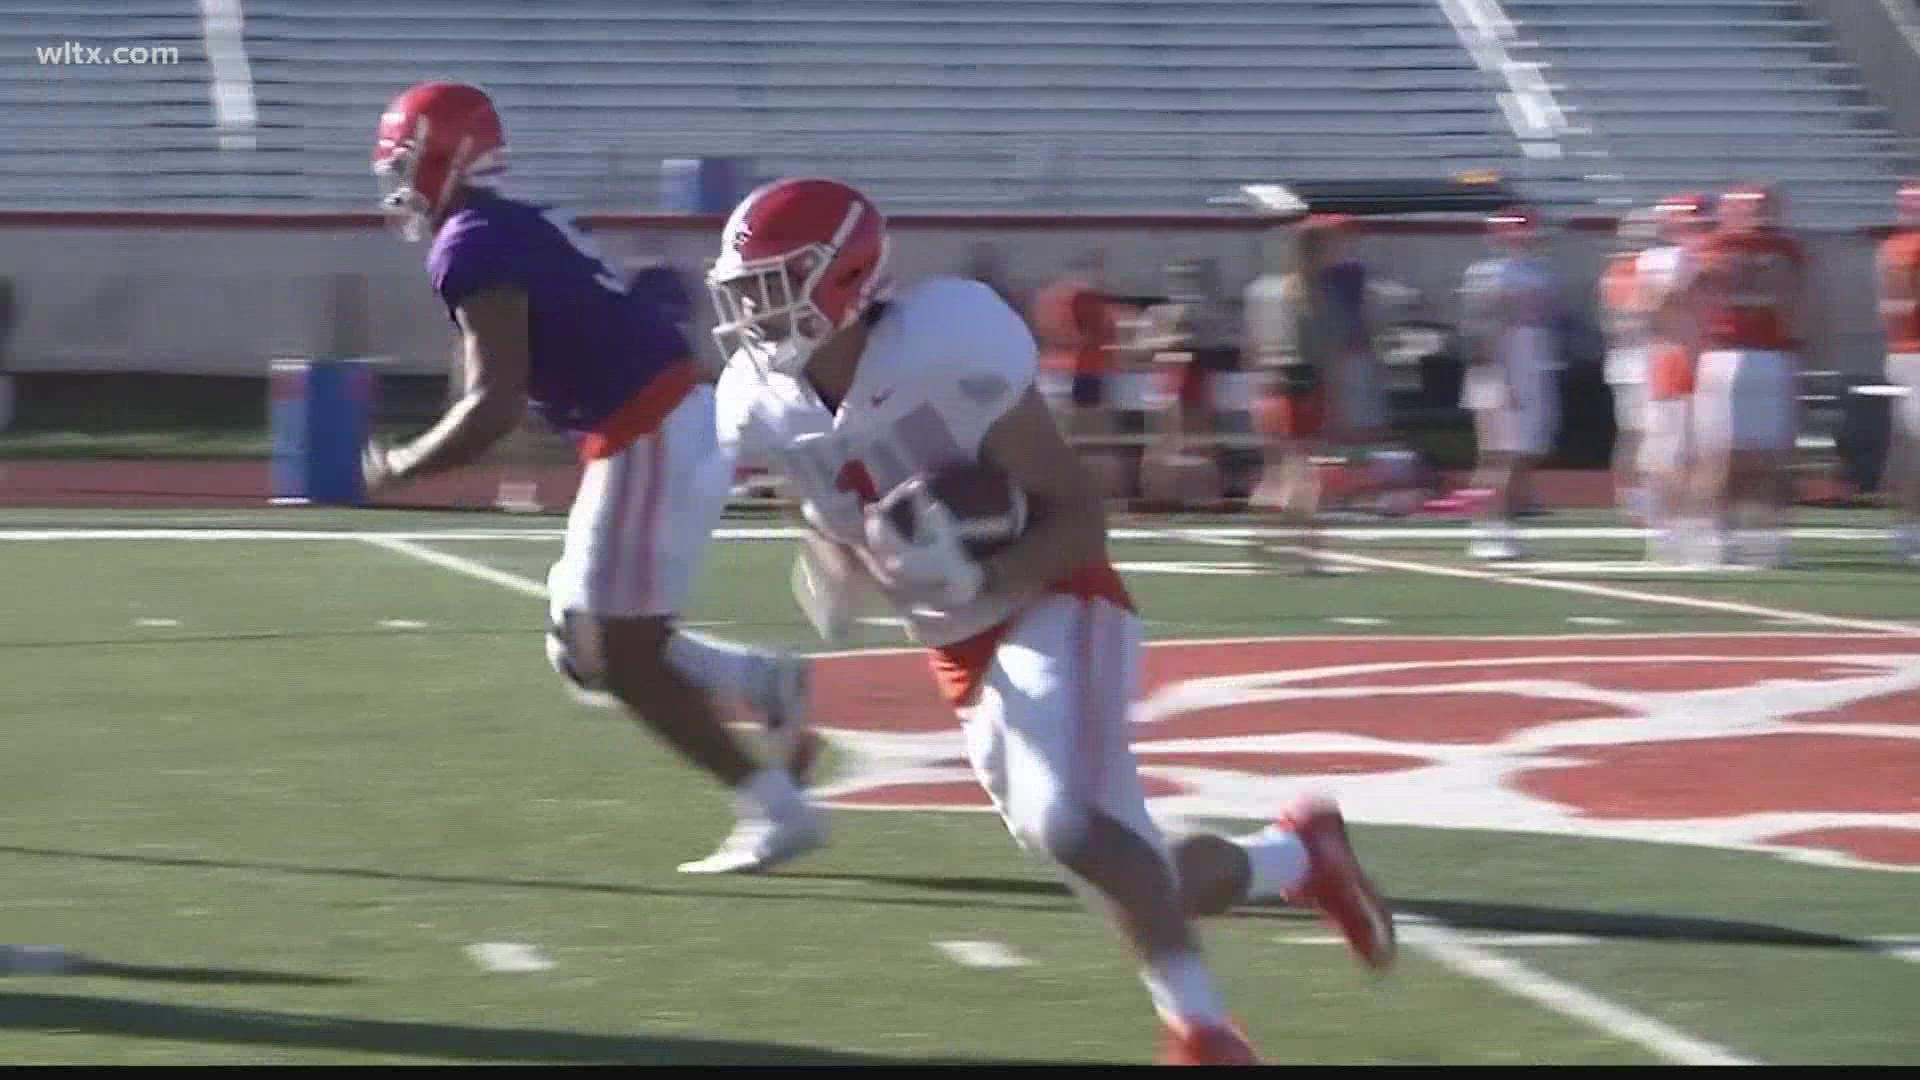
xmin=1281 ymin=795 xmax=1397 ymax=972
xmin=1160 ymin=1020 xmax=1260 ymax=1065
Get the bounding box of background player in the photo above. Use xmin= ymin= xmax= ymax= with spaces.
xmin=1245 ymin=214 xmax=1388 ymax=572
xmin=1600 ymin=207 xmax=1658 ymax=520
xmin=1688 ymin=183 xmax=1809 ymax=567
xmin=361 ymin=81 xmax=822 ymax=876
xmin=1877 ymin=178 xmax=1920 ymax=564
xmin=1457 ymin=205 xmax=1562 ymax=560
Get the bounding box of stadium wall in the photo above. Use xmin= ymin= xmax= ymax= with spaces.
xmin=0 ymin=212 xmax=1892 ymax=380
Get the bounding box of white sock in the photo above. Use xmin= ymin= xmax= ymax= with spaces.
xmin=1141 ymin=950 xmax=1230 ymax=1030
xmin=1622 ymin=486 xmax=1648 ymax=519
xmin=667 ymin=630 xmax=782 ymax=708
xmin=739 ymin=768 xmax=804 ymax=820
xmin=1231 ymin=826 xmax=1310 ymax=901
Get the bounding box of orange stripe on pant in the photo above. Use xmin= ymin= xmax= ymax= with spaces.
xmin=594 ymin=443 xmax=636 ymax=607
xmin=634 ymin=433 xmax=668 ymax=613
xmin=577 ymin=361 xmax=698 ymax=463
xmin=1072 ymin=598 xmax=1098 ymax=806
xmin=928 ymin=561 xmax=1136 ymax=710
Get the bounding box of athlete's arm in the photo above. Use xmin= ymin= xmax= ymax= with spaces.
xmin=1457 ymin=264 xmax=1501 ymax=366
xmin=1880 ymin=244 xmax=1919 ymax=337
xmin=976 ymin=386 xmax=1107 ymax=598
xmin=369 ymin=285 xmax=531 ymax=487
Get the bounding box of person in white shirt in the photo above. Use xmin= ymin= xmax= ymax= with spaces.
xmin=708 ymin=177 xmax=1396 ymax=1065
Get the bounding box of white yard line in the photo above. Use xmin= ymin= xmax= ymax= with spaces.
xmin=465 ymin=942 xmax=554 ymax=974
xmin=1402 ymin=923 xmax=1759 ymax=1066
xmin=1165 ymin=529 xmax=1920 ymax=637
xmin=932 ymin=940 xmax=1032 ymax=969
xmin=1316 ymin=547 xmax=1920 ymax=637
xmin=0 ymin=524 xmax=1901 ymax=543
xmin=360 ymin=536 xmax=547 ymax=598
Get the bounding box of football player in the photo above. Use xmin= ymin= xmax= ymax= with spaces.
xmin=710 ymin=177 xmax=1396 ymax=1065
xmin=363 ymin=81 xmax=823 ymax=875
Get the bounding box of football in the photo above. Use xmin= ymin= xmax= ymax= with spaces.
xmin=883 ymin=460 xmax=1027 ymax=558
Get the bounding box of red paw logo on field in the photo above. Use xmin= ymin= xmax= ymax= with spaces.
xmin=808 ymin=635 xmax=1920 ymax=873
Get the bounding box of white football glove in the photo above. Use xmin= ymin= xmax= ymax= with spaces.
xmin=791 ymin=532 xmax=874 ymax=645
xmin=863 ymin=478 xmax=985 ymax=610
xmin=799 ymin=492 xmax=864 ymax=547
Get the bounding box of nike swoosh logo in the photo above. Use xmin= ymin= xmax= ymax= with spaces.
xmin=870 ymin=390 xmax=894 ymax=407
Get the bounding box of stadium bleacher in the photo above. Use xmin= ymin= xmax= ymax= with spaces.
xmin=2 ymin=0 xmax=1907 ymax=221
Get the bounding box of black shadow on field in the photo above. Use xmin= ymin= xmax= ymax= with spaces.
xmin=61 ymin=957 xmax=357 ymax=987
xmin=13 ymin=844 xmax=1872 ymax=951
xmin=0 ymin=844 xmax=1072 ymax=916
xmin=780 ymin=874 xmax=1893 ymax=950
xmin=0 ymin=628 xmax=523 ymax=650
xmin=1396 ymin=897 xmax=1876 ymax=951
xmin=0 ymin=991 xmax=1065 ymax=1064
xmin=779 ymin=870 xmax=1075 ymax=900
xmin=778 ymin=870 xmax=1317 ymax=921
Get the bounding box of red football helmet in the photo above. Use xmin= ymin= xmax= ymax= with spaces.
xmin=372 ymin=81 xmax=507 ymax=242
xmin=1899 ymin=178 xmax=1920 ymax=226
xmin=1653 ymin=192 xmax=1712 ymax=242
xmin=707 ymin=177 xmax=891 ymax=376
xmin=1719 ymin=183 xmax=1781 ymax=235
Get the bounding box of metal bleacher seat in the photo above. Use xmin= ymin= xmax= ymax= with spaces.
xmin=0 ymin=0 xmax=1907 ymax=219
xmin=1499 ymin=0 xmax=1908 ymax=226
xmin=233 ymin=0 xmax=1529 ymax=212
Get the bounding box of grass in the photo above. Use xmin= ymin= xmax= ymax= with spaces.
xmin=0 ymin=514 xmax=1914 ymax=1063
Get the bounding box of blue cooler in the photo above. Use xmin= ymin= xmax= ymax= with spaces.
xmin=660 ymin=157 xmax=754 ymax=213
xmin=270 ymin=357 xmax=378 ymax=505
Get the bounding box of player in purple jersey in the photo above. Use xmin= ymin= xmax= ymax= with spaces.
xmin=364 ymin=81 xmax=825 ymax=874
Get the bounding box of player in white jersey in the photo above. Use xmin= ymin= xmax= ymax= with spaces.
xmin=1458 ymin=205 xmax=1562 ymax=560
xmin=1600 ymin=208 xmax=1658 ymax=519
xmin=707 ymin=178 xmax=1395 ymax=1066
xmin=1636 ymin=192 xmax=1714 ymax=563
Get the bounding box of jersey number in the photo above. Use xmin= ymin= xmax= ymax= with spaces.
xmin=541 ymin=208 xmax=629 ymax=295
xmin=835 ymin=460 xmax=880 ymax=504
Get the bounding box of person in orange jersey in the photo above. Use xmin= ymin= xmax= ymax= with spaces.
xmin=1685 ymin=183 xmax=1810 ymax=567
xmin=1878 ymin=178 xmax=1920 ymax=564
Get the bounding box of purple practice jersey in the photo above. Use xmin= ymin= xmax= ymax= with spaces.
xmin=428 ymin=190 xmax=694 ymax=445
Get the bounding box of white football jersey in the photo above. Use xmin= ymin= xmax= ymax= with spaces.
xmin=716 ymin=276 xmax=1039 ymax=646
xmin=1635 ymin=244 xmax=1698 ymax=344
xmin=1635 ymin=244 xmax=1691 ymax=298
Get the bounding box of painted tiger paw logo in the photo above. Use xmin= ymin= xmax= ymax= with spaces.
xmin=807 ymin=636 xmax=1920 ymax=872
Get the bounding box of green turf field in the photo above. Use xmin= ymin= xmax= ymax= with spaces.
xmin=1 ymin=507 xmax=1916 ymax=1064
